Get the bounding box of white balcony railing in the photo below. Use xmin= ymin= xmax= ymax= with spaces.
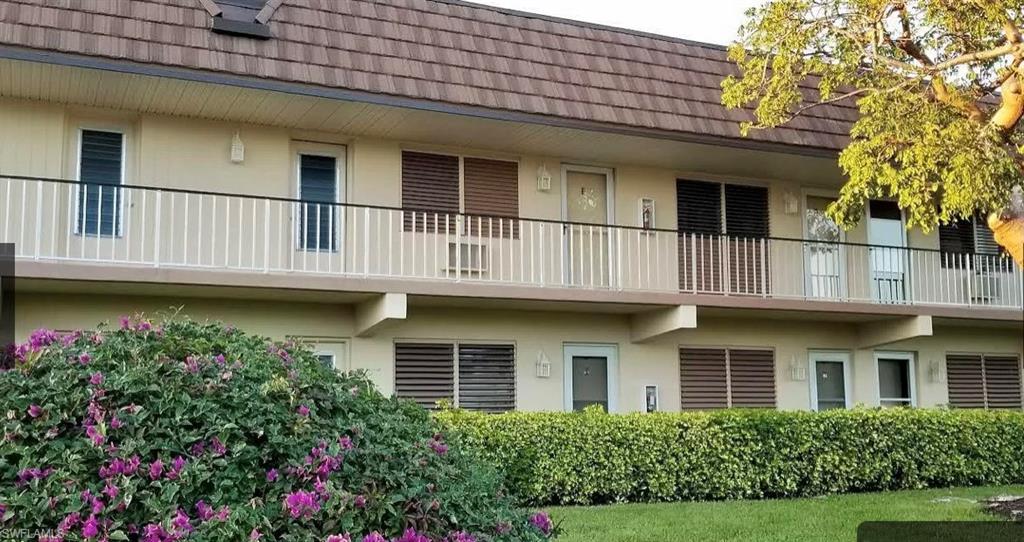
xmin=2 ymin=176 xmax=1022 ymax=310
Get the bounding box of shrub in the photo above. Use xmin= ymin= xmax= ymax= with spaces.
xmin=0 ymin=317 xmax=555 ymax=542
xmin=437 ymin=406 xmax=1024 ymax=505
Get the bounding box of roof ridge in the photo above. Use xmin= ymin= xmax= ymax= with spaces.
xmin=425 ymin=0 xmax=734 ymax=52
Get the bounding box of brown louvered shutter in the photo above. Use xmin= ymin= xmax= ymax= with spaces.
xmin=677 ymin=180 xmax=724 ymax=292
xmin=457 ymin=344 xmax=516 ymax=413
xmin=728 ymin=349 xmax=776 ymax=408
xmin=402 ymin=151 xmax=459 ymax=232
xmin=680 ymin=347 xmax=728 ymax=410
xmin=946 ymin=354 xmax=986 ymax=408
xmin=394 ymin=343 xmax=454 ymax=410
xmin=724 ymin=185 xmax=770 ymax=296
xmin=463 ymin=157 xmax=519 ymax=238
xmin=983 ymin=355 xmax=1022 ymax=409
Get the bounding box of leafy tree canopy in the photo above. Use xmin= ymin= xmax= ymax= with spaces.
xmin=722 ymin=0 xmax=1024 ymax=262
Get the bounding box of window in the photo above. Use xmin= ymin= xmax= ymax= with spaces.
xmin=946 ymin=354 xmax=1022 ymax=409
xmin=316 ymin=353 xmax=336 ymax=369
xmin=679 ymin=347 xmax=776 ymax=409
xmin=676 ymin=180 xmax=770 ymax=294
xmin=297 ymin=154 xmax=338 ymax=252
xmin=401 ymin=151 xmax=519 ymax=236
xmin=76 ymin=129 xmax=124 ymax=237
xmin=676 ymin=179 xmax=769 ymax=238
xmin=876 ymin=352 xmax=915 ymax=407
xmin=939 ymin=216 xmax=1001 ymax=267
xmin=394 ymin=342 xmax=515 ymax=412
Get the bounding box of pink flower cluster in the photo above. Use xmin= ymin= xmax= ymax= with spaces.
xmin=320 ymin=529 xmax=476 ymax=542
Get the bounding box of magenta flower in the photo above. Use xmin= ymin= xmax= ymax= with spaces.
xmin=183 ymin=356 xmax=200 ymax=374
xmin=89 ymin=372 xmax=104 ymax=386
xmin=495 ymin=521 xmax=512 ymax=535
xmin=338 ymin=435 xmax=354 ymax=450
xmin=190 ymin=441 xmax=206 ymax=456
xmin=58 ymin=512 xmax=81 ymax=533
xmin=361 ymin=533 xmax=387 ymax=542
xmin=326 ymin=535 xmax=351 ymax=542
xmin=529 ymin=512 xmax=553 ymax=535
xmin=215 ymin=354 xmax=226 ymax=365
xmin=28 ymin=404 xmax=43 ymax=418
xmin=79 ymin=353 xmax=92 ymax=364
xmin=266 ymin=468 xmax=279 ymax=482
xmin=141 ymin=524 xmax=168 ymax=542
xmin=109 ymin=417 xmax=123 ymax=430
xmin=214 ymin=506 xmax=230 ymax=521
xmin=148 ymin=459 xmax=163 ymax=480
xmin=447 ymin=532 xmax=476 ymax=542
xmin=137 ymin=320 xmax=152 ymax=332
xmin=81 ymin=515 xmax=99 ymax=538
xmin=394 ymin=530 xmax=430 ymax=542
xmin=171 ymin=509 xmax=193 ymax=535
xmin=283 ymin=490 xmax=320 ymax=519
xmin=28 ymin=328 xmax=59 ymax=349
xmin=297 ymin=405 xmax=310 ymax=417
xmin=353 ymin=495 xmax=367 ymax=509
xmin=118 ymin=316 xmax=131 ymax=330
xmin=195 ymin=501 xmax=214 ymax=521
xmin=429 ymin=439 xmax=448 ymax=456
xmin=102 ymin=482 xmax=119 ymax=501
xmin=250 ymin=529 xmax=262 ymax=541
xmin=165 ymin=456 xmax=186 ymax=480
xmin=86 ymin=425 xmax=104 ymax=447
xmin=210 ymin=437 xmax=227 ymax=456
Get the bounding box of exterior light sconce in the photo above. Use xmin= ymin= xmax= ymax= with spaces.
xmin=638 ymin=198 xmax=656 ymax=230
xmin=789 ymin=354 xmax=807 ymax=381
xmin=230 ymin=131 xmax=245 ymax=164
xmin=536 ymin=163 xmax=552 ymax=192
xmin=783 ymin=190 xmax=799 ymax=215
xmin=535 ymin=351 xmax=551 ymax=378
xmin=929 ymin=359 xmax=946 ymax=383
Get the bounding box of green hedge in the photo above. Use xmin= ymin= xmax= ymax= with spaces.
xmin=436 ymin=407 xmax=1024 ymax=505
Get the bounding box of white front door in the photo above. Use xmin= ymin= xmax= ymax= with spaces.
xmin=867 ymin=200 xmax=907 ymax=303
xmin=563 ymin=344 xmax=618 ymax=412
xmin=803 ymin=196 xmax=845 ymax=299
xmin=809 ymin=351 xmax=852 ymax=411
xmin=562 ymin=166 xmax=613 ymax=288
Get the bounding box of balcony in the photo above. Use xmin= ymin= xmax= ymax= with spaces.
xmin=2 ymin=176 xmax=1022 ymax=312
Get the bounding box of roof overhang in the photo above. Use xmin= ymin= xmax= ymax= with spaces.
xmin=0 ymin=45 xmax=841 ymax=160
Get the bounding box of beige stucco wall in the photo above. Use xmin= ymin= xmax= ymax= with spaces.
xmin=14 ymin=293 xmax=1023 ymax=413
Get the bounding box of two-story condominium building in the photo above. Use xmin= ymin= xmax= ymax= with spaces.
xmin=1 ymin=0 xmax=1022 ymax=413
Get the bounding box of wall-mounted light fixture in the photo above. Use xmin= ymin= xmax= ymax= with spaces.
xmin=783 ymin=190 xmax=800 ymax=215
xmin=535 ymin=350 xmax=551 ymax=378
xmin=230 ymin=131 xmax=245 ymax=164
xmin=638 ymin=198 xmax=656 ymax=229
xmin=536 ymin=163 xmax=552 ymax=192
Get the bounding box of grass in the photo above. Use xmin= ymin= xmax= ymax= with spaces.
xmin=549 ymin=486 xmax=1024 ymax=542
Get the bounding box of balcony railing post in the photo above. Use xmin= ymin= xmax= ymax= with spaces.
xmin=34 ymin=179 xmax=42 ymax=259
xmin=153 ymin=190 xmax=162 ymax=268
xmin=263 ymin=199 xmax=270 ymax=273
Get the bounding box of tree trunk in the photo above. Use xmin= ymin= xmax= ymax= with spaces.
xmin=989 ymin=214 xmax=1024 ymax=266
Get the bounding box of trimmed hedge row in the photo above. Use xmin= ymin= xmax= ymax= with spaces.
xmin=437 ymin=407 xmax=1024 ymax=505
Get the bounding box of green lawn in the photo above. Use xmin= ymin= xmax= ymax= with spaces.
xmin=549 ymin=486 xmax=1024 ymax=542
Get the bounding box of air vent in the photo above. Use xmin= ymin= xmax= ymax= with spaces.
xmin=210 ymin=0 xmax=273 ymax=39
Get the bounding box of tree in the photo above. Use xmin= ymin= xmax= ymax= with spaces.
xmin=722 ymin=0 xmax=1024 ymax=265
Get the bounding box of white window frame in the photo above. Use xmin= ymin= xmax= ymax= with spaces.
xmin=73 ymin=126 xmax=127 ymax=237
xmin=874 ymin=351 xmax=917 ymax=407
xmin=293 ymin=144 xmax=346 ymax=253
xmin=562 ymin=343 xmax=619 ymax=413
xmin=315 ymin=352 xmax=337 ymax=369
xmin=288 ymin=335 xmax=349 ymax=372
xmin=808 ymin=350 xmax=853 ymax=411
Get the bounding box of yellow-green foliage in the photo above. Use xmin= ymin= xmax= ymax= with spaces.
xmin=437 ymin=408 xmax=1024 ymax=505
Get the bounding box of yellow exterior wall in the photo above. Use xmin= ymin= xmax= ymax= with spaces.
xmin=0 ymin=97 xmax=895 ymax=239
xmin=14 ymin=293 xmax=1023 ymax=413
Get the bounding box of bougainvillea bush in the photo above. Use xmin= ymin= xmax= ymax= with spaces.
xmin=0 ymin=317 xmax=554 ymax=542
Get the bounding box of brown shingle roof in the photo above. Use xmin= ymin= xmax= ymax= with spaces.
xmin=0 ymin=0 xmax=855 ymax=151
